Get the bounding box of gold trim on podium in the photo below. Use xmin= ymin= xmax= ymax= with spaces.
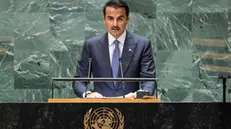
xmin=48 ymin=98 xmax=161 ymax=103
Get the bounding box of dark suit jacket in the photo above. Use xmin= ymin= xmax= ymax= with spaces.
xmin=73 ymin=31 xmax=156 ymax=97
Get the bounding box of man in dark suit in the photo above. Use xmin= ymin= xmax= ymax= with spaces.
xmin=73 ymin=0 xmax=156 ymax=99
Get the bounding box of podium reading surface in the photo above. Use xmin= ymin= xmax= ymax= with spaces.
xmin=48 ymin=98 xmax=161 ymax=103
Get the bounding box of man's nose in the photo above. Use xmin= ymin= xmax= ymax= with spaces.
xmin=113 ymin=19 xmax=118 ymax=26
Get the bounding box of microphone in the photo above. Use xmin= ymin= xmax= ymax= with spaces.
xmin=84 ymin=58 xmax=92 ymax=98
xmin=119 ymin=58 xmax=125 ymax=98
xmin=87 ymin=58 xmax=92 ymax=80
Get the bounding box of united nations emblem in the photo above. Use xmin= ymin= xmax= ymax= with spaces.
xmin=84 ymin=107 xmax=124 ymax=129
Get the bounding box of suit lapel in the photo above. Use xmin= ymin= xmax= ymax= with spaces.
xmin=120 ymin=31 xmax=137 ymax=76
xmin=115 ymin=31 xmax=137 ymax=89
xmin=99 ymin=32 xmax=113 ymax=77
xmin=98 ymin=32 xmax=114 ymax=89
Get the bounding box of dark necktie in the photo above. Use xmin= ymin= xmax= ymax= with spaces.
xmin=112 ymin=40 xmax=120 ymax=79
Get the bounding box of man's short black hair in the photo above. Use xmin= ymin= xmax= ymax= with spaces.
xmin=103 ymin=0 xmax=129 ymax=17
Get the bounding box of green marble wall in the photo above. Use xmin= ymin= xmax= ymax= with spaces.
xmin=0 ymin=0 xmax=231 ymax=102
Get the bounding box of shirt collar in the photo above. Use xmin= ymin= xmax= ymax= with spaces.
xmin=108 ymin=30 xmax=126 ymax=46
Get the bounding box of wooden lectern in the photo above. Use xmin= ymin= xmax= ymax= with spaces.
xmin=48 ymin=98 xmax=161 ymax=103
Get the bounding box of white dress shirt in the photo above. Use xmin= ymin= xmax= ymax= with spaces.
xmin=108 ymin=30 xmax=126 ymax=65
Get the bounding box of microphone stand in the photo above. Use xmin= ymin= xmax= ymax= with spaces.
xmin=85 ymin=58 xmax=92 ymax=98
xmin=119 ymin=58 xmax=125 ymax=98
xmin=218 ymin=72 xmax=231 ymax=103
xmin=51 ymin=80 xmax=54 ymax=98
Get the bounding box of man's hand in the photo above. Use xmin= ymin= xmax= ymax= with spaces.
xmin=125 ymin=92 xmax=136 ymax=99
xmin=86 ymin=92 xmax=105 ymax=98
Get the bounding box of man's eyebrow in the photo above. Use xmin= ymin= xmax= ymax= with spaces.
xmin=118 ymin=15 xmax=125 ymax=18
xmin=106 ymin=15 xmax=125 ymax=19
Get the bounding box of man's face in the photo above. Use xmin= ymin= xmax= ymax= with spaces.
xmin=103 ymin=7 xmax=129 ymax=38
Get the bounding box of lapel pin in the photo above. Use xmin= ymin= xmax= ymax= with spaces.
xmin=129 ymin=48 xmax=133 ymax=53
